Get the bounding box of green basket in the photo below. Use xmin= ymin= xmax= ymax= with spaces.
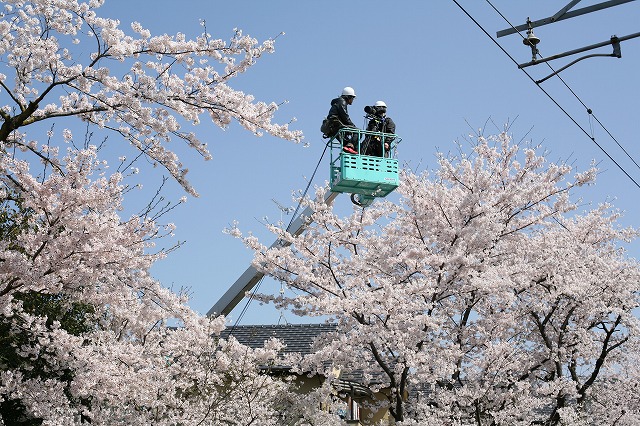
xmin=330 ymin=153 xmax=399 ymax=197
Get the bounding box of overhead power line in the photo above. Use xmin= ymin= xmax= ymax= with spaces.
xmin=496 ymin=0 xmax=637 ymax=38
xmin=451 ymin=0 xmax=640 ymax=190
xmin=486 ymin=0 xmax=640 ymax=173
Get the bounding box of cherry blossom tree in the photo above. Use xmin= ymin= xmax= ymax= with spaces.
xmin=0 ymin=0 xmax=302 ymax=196
xmin=0 ymin=145 xmax=303 ymax=425
xmin=0 ymin=1 xmax=311 ymax=424
xmin=237 ymin=133 xmax=640 ymax=425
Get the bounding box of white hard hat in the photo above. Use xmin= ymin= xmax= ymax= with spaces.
xmin=342 ymin=87 xmax=356 ymax=97
xmin=374 ymin=100 xmax=387 ymax=107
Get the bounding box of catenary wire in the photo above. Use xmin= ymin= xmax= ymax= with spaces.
xmin=451 ymin=0 xmax=640 ymax=189
xmin=485 ymin=0 xmax=640 ymax=172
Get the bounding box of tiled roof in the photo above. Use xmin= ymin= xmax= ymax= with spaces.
xmin=220 ymin=323 xmax=337 ymax=356
xmin=220 ymin=323 xmax=378 ymax=395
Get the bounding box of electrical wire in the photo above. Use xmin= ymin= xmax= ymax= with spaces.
xmin=227 ymin=276 xmax=264 ymax=335
xmin=229 ymin=140 xmax=331 ymax=331
xmin=451 ymin=0 xmax=640 ymax=189
xmin=485 ymin=0 xmax=640 ymax=172
xmin=286 ymin=139 xmax=330 ymax=231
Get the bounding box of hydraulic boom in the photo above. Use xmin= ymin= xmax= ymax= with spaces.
xmin=206 ymin=191 xmax=339 ymax=317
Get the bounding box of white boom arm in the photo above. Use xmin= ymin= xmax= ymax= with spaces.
xmin=207 ymin=191 xmax=339 ymax=317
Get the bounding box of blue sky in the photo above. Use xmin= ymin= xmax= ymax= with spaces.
xmin=96 ymin=1 xmax=640 ymax=325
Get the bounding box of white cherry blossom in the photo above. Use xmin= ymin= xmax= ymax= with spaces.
xmin=239 ymin=133 xmax=640 ymax=425
xmin=0 ymin=0 xmax=302 ymax=196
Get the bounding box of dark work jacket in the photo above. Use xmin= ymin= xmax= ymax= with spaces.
xmin=327 ymin=96 xmax=356 ymax=127
xmin=365 ymin=114 xmax=396 ymax=157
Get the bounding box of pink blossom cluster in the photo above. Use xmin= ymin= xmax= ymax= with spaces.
xmin=0 ymin=146 xmax=300 ymax=424
xmin=0 ymin=0 xmax=303 ymax=196
xmin=0 ymin=2 xmax=356 ymax=424
xmin=240 ymin=133 xmax=640 ymax=424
